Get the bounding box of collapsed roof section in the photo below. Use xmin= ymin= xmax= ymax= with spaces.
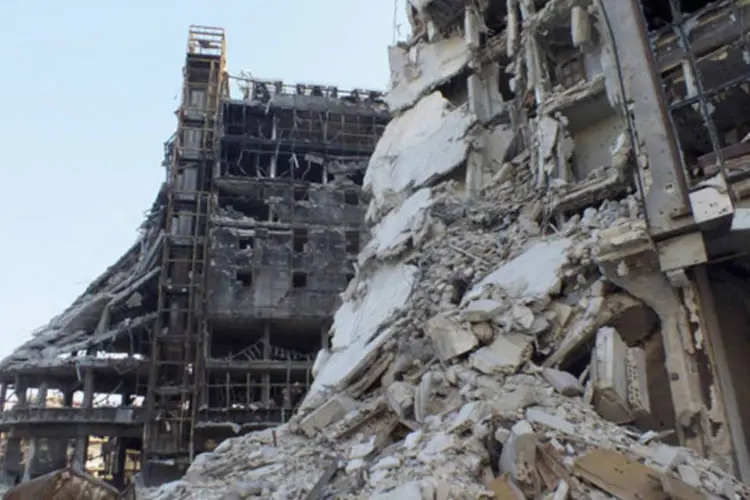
xmin=0 ymin=192 xmax=165 ymax=381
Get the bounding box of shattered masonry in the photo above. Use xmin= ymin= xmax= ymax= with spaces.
xmin=140 ymin=0 xmax=750 ymax=498
xmin=7 ymin=0 xmax=750 ymax=498
xmin=0 ymin=26 xmax=389 ymax=489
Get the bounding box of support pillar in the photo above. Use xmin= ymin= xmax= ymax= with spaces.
xmin=0 ymin=383 xmax=7 ymax=412
xmin=262 ymin=323 xmax=271 ymax=405
xmin=693 ymin=266 xmax=750 ymax=481
xmin=73 ymin=370 xmax=94 ymax=471
xmin=49 ymin=389 xmax=75 ymax=471
xmin=112 ymin=438 xmax=128 ymax=489
xmin=1 ymin=377 xmax=27 ymax=484
xmin=22 ymin=383 xmax=48 ymax=481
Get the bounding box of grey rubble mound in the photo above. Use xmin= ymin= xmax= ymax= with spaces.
xmin=140 ymin=169 xmax=749 ymax=500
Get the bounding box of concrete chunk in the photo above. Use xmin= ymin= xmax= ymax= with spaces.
xmin=542 ymin=367 xmax=584 ymax=397
xmin=470 ymin=334 xmax=532 ymax=374
xmin=464 ymin=239 xmax=571 ymax=303
xmin=386 ymin=381 xmax=415 ymax=418
xmin=298 ymin=393 xmax=358 ymax=437
xmin=350 ymin=436 xmax=376 ymax=459
xmin=460 ymin=299 xmax=505 ymax=322
xmin=499 ymin=420 xmax=538 ymax=486
xmin=591 ymin=327 xmax=632 ymax=424
xmin=525 ymin=406 xmax=577 ymax=435
xmin=425 ymin=313 xmax=478 ymax=362
xmin=449 ymin=401 xmax=490 ymax=434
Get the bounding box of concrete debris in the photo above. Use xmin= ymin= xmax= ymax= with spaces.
xmin=139 ymin=2 xmax=750 ymax=499
xmin=542 ymin=367 xmax=584 ymax=397
xmin=469 ymin=333 xmax=532 ymax=375
xmin=425 ymin=313 xmax=478 ymax=362
xmin=460 ymin=299 xmax=504 ymax=323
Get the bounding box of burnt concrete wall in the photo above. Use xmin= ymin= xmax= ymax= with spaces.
xmin=214 ymin=179 xmax=363 ymax=226
xmin=207 ymin=180 xmax=363 ymax=323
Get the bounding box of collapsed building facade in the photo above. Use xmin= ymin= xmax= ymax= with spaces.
xmin=0 ymin=26 xmax=388 ymax=488
xmin=133 ymin=0 xmax=750 ymax=498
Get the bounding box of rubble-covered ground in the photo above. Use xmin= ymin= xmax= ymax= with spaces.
xmin=138 ymin=1 xmax=750 ymax=496
xmin=139 ymin=161 xmax=750 ymax=499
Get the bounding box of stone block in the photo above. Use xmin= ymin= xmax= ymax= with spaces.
xmin=591 ymin=327 xmax=632 ymax=424
xmin=499 ymin=420 xmax=538 ymax=486
xmin=425 ymin=313 xmax=478 ymax=361
xmin=299 ymin=393 xmax=359 ymax=437
xmin=470 ymin=334 xmax=532 ymax=374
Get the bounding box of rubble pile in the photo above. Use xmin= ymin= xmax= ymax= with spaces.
xmin=141 ymin=162 xmax=747 ymax=499
xmin=140 ymin=0 xmax=750 ymax=497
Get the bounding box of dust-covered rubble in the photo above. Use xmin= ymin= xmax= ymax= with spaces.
xmin=140 ymin=0 xmax=750 ymax=497
xmin=139 ymin=169 xmax=749 ymax=499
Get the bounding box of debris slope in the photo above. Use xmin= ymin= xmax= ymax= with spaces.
xmin=141 ymin=168 xmax=748 ymax=499
xmin=142 ymin=1 xmax=750 ymax=496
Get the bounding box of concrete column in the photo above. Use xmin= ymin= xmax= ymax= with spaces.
xmin=22 ymin=383 xmax=48 ymax=481
xmin=262 ymin=323 xmax=271 ymax=405
xmin=72 ymin=370 xmax=94 ymax=471
xmin=262 ymin=323 xmax=271 ymax=359
xmin=47 ymin=439 xmax=69 ymax=472
xmin=1 ymin=378 xmax=28 ymax=483
xmin=46 ymin=389 xmax=72 ymax=471
xmin=693 ymin=267 xmax=750 ymax=482
xmin=113 ymin=438 xmax=128 ymax=489
xmin=0 ymin=383 xmax=7 ymax=412
xmin=63 ymin=390 xmax=74 ymax=407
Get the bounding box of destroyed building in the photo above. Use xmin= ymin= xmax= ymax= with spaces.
xmin=131 ymin=0 xmax=750 ymax=498
xmin=0 ymin=26 xmax=389 ymax=489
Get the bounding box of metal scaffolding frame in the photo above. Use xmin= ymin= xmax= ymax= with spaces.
xmin=144 ymin=25 xmax=227 ymax=469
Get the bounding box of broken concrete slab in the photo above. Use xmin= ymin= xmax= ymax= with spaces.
xmin=364 ymin=92 xmax=475 ymax=218
xmin=303 ymin=263 xmax=418 ymax=409
xmin=470 ymin=334 xmax=532 ymax=375
xmin=386 ymin=36 xmax=470 ymax=113
xmin=460 ymin=299 xmax=505 ymax=322
xmin=464 ymin=239 xmax=572 ymax=304
xmin=299 ymin=394 xmax=359 ymax=437
xmin=625 ymin=346 xmax=651 ymax=419
xmin=425 ymin=313 xmax=478 ymax=362
xmin=360 ymin=188 xmax=433 ymax=265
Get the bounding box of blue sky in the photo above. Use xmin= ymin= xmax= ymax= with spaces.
xmin=0 ymin=1 xmax=407 ymax=358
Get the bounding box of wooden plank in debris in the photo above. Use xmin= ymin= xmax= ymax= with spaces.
xmin=574 ymin=448 xmax=669 ymax=500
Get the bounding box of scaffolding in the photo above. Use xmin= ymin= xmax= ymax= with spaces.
xmin=144 ymin=25 xmax=226 ymax=469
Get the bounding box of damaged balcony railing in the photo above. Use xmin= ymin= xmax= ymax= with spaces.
xmin=0 ymin=407 xmax=147 ymax=427
xmin=611 ymin=0 xmax=750 ymax=244
xmin=231 ymin=73 xmax=386 ymax=105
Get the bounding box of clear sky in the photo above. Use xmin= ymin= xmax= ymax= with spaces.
xmin=0 ymin=0 xmax=408 ymax=359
